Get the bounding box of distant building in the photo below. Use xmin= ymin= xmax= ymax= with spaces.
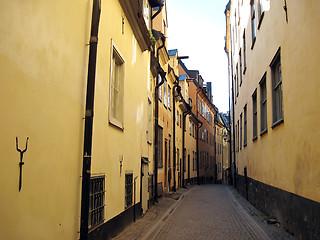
xmin=225 ymin=1 xmax=320 ymax=239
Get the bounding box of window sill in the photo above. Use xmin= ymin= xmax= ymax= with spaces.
xmin=243 ymin=67 xmax=247 ymax=75
xmin=251 ymin=37 xmax=256 ymax=50
xmin=272 ymin=118 xmax=284 ymax=129
xmin=243 ymin=142 xmax=247 ymax=147
xmin=109 ymin=118 xmax=124 ymax=131
xmin=260 ymin=128 xmax=268 ymax=136
xmin=252 ymin=135 xmax=258 ymax=142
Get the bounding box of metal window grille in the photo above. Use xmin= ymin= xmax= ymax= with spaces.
xmin=125 ymin=173 xmax=133 ymax=208
xmin=89 ymin=176 xmax=105 ymax=229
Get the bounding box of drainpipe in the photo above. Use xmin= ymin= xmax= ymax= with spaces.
xmin=196 ymin=121 xmax=202 ymax=185
xmin=182 ymin=108 xmax=191 ymax=188
xmin=80 ymin=0 xmax=101 ymax=240
xmin=172 ymin=80 xmax=181 ymax=192
xmin=196 ymin=89 xmax=202 ymax=185
xmin=230 ymin=46 xmax=236 ymax=188
xmin=213 ymin=116 xmax=217 ymax=184
xmin=154 ymin=35 xmax=166 ymax=202
xmin=151 ymin=4 xmax=164 ymax=20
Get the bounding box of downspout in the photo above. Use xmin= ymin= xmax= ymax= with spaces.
xmin=196 ymin=121 xmax=202 ymax=185
xmin=154 ymin=35 xmax=166 ymax=202
xmin=151 ymin=5 xmax=163 ymax=20
xmin=80 ymin=0 xmax=101 ymax=239
xmin=172 ymin=80 xmax=180 ymax=192
xmin=230 ymin=45 xmax=236 ymax=188
xmin=196 ymin=89 xmax=202 ymax=185
xmin=182 ymin=108 xmax=191 ymax=188
xmin=213 ymin=116 xmax=217 ymax=184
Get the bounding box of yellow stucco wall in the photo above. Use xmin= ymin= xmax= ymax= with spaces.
xmin=0 ymin=1 xmax=92 ymax=239
xmin=230 ymin=0 xmax=320 ymax=203
xmin=91 ymin=0 xmax=152 ymax=221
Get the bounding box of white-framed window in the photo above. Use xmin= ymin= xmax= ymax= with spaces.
xmin=163 ymin=80 xmax=167 ymax=107
xmin=244 ymin=104 xmax=247 ymax=146
xmin=168 ymin=85 xmax=171 ymax=109
xmin=271 ymin=49 xmax=284 ymax=127
xmin=251 ymin=0 xmax=257 ymax=47
xmin=109 ymin=41 xmax=125 ymax=129
xmin=158 ymin=74 xmax=162 ymax=101
xmin=260 ymin=73 xmax=267 ymax=134
xmin=252 ymin=89 xmax=258 ymax=140
xmin=177 ymin=110 xmax=179 ymax=125
xmin=258 ymin=0 xmax=269 ymax=28
xmin=243 ymin=30 xmax=247 ymax=73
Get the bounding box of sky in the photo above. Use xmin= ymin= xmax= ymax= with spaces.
xmin=166 ymin=0 xmax=230 ymax=113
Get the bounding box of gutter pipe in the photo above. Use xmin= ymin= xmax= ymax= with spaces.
xmin=182 ymin=107 xmax=191 ymax=188
xmin=80 ymin=0 xmax=101 ymax=239
xmin=154 ymin=35 xmax=166 ymax=202
xmin=172 ymin=79 xmax=181 ymax=192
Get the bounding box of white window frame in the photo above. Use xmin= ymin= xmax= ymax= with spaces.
xmin=109 ymin=40 xmax=125 ymax=129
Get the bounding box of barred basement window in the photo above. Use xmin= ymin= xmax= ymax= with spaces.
xmin=125 ymin=173 xmax=133 ymax=208
xmin=89 ymin=176 xmax=105 ymax=229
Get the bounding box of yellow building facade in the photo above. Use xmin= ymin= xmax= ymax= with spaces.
xmin=0 ymin=0 xmax=160 ymax=239
xmin=226 ymin=0 xmax=320 ymax=239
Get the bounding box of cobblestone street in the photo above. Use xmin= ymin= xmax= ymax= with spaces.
xmin=114 ymin=185 xmax=293 ymax=240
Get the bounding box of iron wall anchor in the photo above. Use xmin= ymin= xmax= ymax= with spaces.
xmin=16 ymin=137 xmax=29 ymax=191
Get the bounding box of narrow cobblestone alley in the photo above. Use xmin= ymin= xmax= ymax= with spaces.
xmin=152 ymin=185 xmax=293 ymax=240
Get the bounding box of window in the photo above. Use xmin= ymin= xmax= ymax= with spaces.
xmin=260 ymin=73 xmax=267 ymax=134
xmin=109 ymin=42 xmax=125 ymax=129
xmin=158 ymin=74 xmax=162 ymax=101
xmin=147 ymin=98 xmax=152 ymax=144
xmin=193 ymin=151 xmax=195 ymax=171
xmin=236 ymin=121 xmax=239 ymax=151
xmin=177 ymin=110 xmax=179 ymax=125
xmin=236 ymin=64 xmax=239 ymax=97
xmin=125 ymin=173 xmax=133 ymax=208
xmin=239 ymin=50 xmax=243 ymax=85
xmin=243 ymin=31 xmax=247 ymax=73
xmin=89 ymin=176 xmax=105 ymax=229
xmin=192 ymin=123 xmax=195 ymax=137
xmin=177 ymin=148 xmax=180 ymax=171
xmin=180 ymin=114 xmax=182 ymax=129
xmin=189 ymin=120 xmax=192 ymax=135
xmin=271 ymin=49 xmax=284 ymax=127
xmin=163 ymin=80 xmax=167 ymax=107
xmin=252 ymin=90 xmax=258 ymax=140
xmin=168 ymin=85 xmax=171 ymax=109
xmin=250 ymin=0 xmax=257 ymax=48
xmin=257 ymin=0 xmax=269 ymax=28
xmin=244 ymin=105 xmax=247 ymax=146
xmin=240 ymin=113 xmax=242 ymax=149
xmin=158 ymin=126 xmax=163 ymax=167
